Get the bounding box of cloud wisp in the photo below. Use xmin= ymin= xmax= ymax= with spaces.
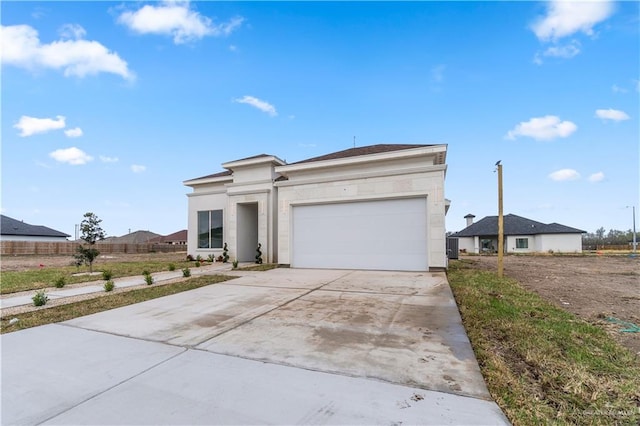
xmin=595 ymin=108 xmax=630 ymax=122
xmin=64 ymin=127 xmax=83 ymax=138
xmin=1 ymin=24 xmax=135 ymax=81
xmin=234 ymin=95 xmax=278 ymax=117
xmin=131 ymin=164 xmax=146 ymax=173
xmin=49 ymin=147 xmax=93 ymax=165
xmin=549 ymin=169 xmax=580 ymax=182
xmin=118 ymin=1 xmax=243 ymax=44
xmin=505 ymin=115 xmax=577 ymax=141
xmin=14 ymin=115 xmax=66 ymax=137
xmin=588 ymin=172 xmax=605 ymax=183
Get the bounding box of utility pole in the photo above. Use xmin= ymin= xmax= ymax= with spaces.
xmin=628 ymin=206 xmax=637 ymax=254
xmin=496 ymin=161 xmax=504 ymax=277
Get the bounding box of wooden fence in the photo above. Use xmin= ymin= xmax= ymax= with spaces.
xmin=1 ymin=241 xmax=186 ymax=256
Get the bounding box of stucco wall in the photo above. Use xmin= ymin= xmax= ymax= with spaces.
xmin=537 ymin=233 xmax=583 ymax=253
xmin=457 ymin=237 xmax=475 ymax=253
xmin=506 ymin=235 xmax=535 ymax=253
xmin=276 ymin=165 xmax=447 ymax=270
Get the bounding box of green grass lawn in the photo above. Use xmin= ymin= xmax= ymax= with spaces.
xmin=448 ymin=260 xmax=640 ymax=425
xmin=1 ymin=274 xmax=235 ymax=333
xmin=1 ymin=260 xmax=197 ymax=294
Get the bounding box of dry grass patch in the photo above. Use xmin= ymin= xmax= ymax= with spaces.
xmin=1 ymin=274 xmax=234 ymax=334
xmin=448 ymin=260 xmax=640 ymax=425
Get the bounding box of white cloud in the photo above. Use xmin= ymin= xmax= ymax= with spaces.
xmin=595 ymin=108 xmax=630 ymax=121
xmin=505 ymin=115 xmax=577 ymax=141
xmin=1 ymin=24 xmax=134 ymax=80
xmin=531 ymin=0 xmax=614 ymax=42
xmin=49 ymin=147 xmax=93 ymax=165
xmin=234 ymin=95 xmax=277 ymax=116
xmin=549 ymin=169 xmax=580 ymax=181
xmin=64 ymin=127 xmax=83 ymax=138
xmin=117 ymin=2 xmax=243 ymax=44
xmin=588 ymin=172 xmax=605 ymax=182
xmin=100 ymin=155 xmax=119 ymax=163
xmin=131 ymin=164 xmax=146 ymax=173
xmin=14 ymin=115 xmax=66 ymax=137
xmin=58 ymin=23 xmax=86 ymax=40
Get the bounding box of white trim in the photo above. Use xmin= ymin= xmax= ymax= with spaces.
xmin=186 ymin=188 xmax=228 ymax=197
xmin=274 ymin=165 xmax=446 ymax=187
xmin=222 ymin=155 xmax=286 ymax=169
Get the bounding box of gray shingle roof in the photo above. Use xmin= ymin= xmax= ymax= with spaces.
xmin=0 ymin=215 xmax=70 ymax=238
xmin=450 ymin=214 xmax=585 ymax=237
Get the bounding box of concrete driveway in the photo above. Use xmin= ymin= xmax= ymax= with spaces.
xmin=1 ymin=269 xmax=509 ymax=425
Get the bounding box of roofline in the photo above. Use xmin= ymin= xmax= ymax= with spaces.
xmin=275 ymin=144 xmax=447 ymax=174
xmin=222 ymin=155 xmax=286 ymax=170
xmin=183 ymin=174 xmax=234 ymax=187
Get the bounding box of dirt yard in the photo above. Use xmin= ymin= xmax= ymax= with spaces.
xmin=1 ymin=252 xmax=187 ymax=272
xmin=463 ymin=254 xmax=640 ymax=356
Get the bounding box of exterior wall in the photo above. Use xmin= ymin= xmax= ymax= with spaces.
xmin=537 ymin=233 xmax=582 ymax=253
xmin=0 ymin=235 xmax=68 ymax=242
xmin=506 ymin=235 xmax=535 ymax=253
xmin=276 ymin=163 xmax=447 ymax=270
xmin=457 ymin=237 xmax=475 ymax=253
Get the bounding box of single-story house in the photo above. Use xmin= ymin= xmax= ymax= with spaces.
xmin=149 ymin=230 xmax=188 ymax=245
xmin=184 ymin=144 xmax=449 ymax=271
xmin=450 ymin=213 xmax=585 ymax=254
xmin=0 ymin=215 xmax=70 ymax=242
xmin=100 ymin=230 xmax=160 ymax=244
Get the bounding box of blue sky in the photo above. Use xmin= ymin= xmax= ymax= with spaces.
xmin=2 ymin=1 xmax=638 ymax=238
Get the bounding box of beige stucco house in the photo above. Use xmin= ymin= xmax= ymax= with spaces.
xmin=184 ymin=144 xmax=449 ymax=271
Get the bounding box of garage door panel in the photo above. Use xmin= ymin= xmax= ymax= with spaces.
xmin=292 ymin=198 xmax=427 ymax=271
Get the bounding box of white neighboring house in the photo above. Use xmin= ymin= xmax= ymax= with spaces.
xmin=450 ymin=213 xmax=585 ymax=254
xmin=0 ymin=215 xmax=70 ymax=242
xmin=184 ymin=144 xmax=450 ymax=271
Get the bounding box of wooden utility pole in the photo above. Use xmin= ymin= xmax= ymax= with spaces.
xmin=497 ymin=161 xmax=504 ymax=277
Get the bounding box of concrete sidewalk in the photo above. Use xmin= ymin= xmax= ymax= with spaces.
xmin=0 ymin=262 xmax=235 ymax=309
xmin=1 ymin=268 xmax=510 ymax=425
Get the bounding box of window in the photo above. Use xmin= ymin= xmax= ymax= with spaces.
xmin=516 ymin=238 xmax=528 ymax=249
xmin=197 ymin=210 xmax=223 ymax=249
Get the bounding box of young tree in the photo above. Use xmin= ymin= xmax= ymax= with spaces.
xmin=75 ymin=212 xmax=106 ymax=272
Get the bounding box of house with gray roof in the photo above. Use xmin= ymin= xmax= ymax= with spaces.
xmin=450 ymin=213 xmax=585 ymax=254
xmin=184 ymin=144 xmax=449 ymax=271
xmin=0 ymin=215 xmax=70 ymax=242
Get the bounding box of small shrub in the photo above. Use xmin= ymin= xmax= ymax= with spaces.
xmin=144 ymin=273 xmax=154 ymax=285
xmin=223 ymin=243 xmax=229 ymax=263
xmin=186 ymin=254 xmax=195 ymax=261
xmin=54 ymin=276 xmax=66 ymax=288
xmin=232 ymin=259 xmax=239 ymax=269
xmin=32 ymin=290 xmax=48 ymax=307
xmin=102 ymin=270 xmax=113 ymax=280
xmin=168 ymin=263 xmax=176 ymax=271
xmin=207 ymin=254 xmax=214 ymax=263
xmin=255 ymin=243 xmax=263 ymax=264
xmin=182 ymin=267 xmax=191 ymax=277
xmin=142 ymin=269 xmax=151 ymax=276
xmin=196 ymin=255 xmax=204 ymax=263
xmin=195 ymin=261 xmax=201 ymax=267
xmin=104 ymin=280 xmax=115 ymax=292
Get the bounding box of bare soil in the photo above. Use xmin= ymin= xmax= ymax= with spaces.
xmin=464 ymin=254 xmax=640 ymax=356
xmin=1 ymin=252 xmax=187 ymax=272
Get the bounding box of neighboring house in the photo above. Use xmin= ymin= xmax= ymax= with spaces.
xmin=100 ymin=230 xmax=160 ymax=244
xmin=450 ymin=213 xmax=585 ymax=254
xmin=184 ymin=144 xmax=449 ymax=272
xmin=0 ymin=215 xmax=70 ymax=242
xmin=148 ymin=230 xmax=187 ymax=245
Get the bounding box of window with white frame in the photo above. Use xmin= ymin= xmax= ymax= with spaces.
xmin=197 ymin=210 xmax=223 ymax=249
xmin=515 ymin=238 xmax=528 ymax=249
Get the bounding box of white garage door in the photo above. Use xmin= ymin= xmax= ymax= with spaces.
xmin=292 ymin=198 xmax=427 ymax=271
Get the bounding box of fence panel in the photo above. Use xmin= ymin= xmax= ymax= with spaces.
xmin=1 ymin=241 xmax=186 ymax=256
